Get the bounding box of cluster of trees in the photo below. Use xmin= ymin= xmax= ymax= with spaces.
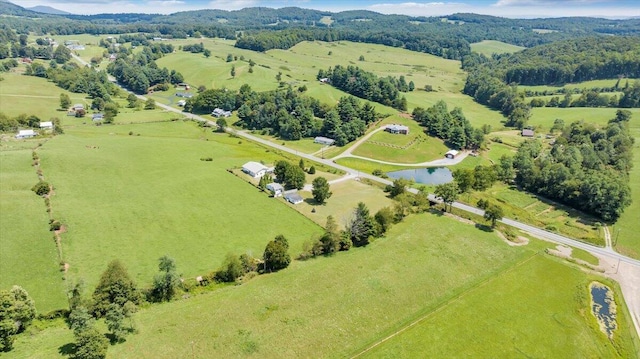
xmin=318 ymin=65 xmax=410 ymax=110
xmin=274 ymin=160 xmax=306 ymax=190
xmin=107 ymin=46 xmax=183 ymax=94
xmin=528 ymin=82 xmax=640 ymax=109
xmin=0 ymin=286 xmax=37 ymax=352
xmin=186 ymin=84 xmax=379 ymax=146
xmin=0 ymin=113 xmax=60 ymax=133
xmin=411 ymin=101 xmax=485 ymax=150
xmin=511 ymin=111 xmax=634 ymax=221
xmin=182 ymin=42 xmax=205 ymax=53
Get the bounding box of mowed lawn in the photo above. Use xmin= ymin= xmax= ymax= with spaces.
xmin=470 ymin=40 xmax=525 ymax=57
xmin=361 ymin=255 xmax=639 ymax=358
xmin=352 ymin=115 xmax=450 ymax=164
xmin=37 ymin=121 xmax=323 ymax=293
xmin=0 ymin=147 xmax=67 ymax=312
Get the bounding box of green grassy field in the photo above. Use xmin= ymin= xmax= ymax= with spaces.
xmin=0 ymin=146 xmax=67 ymax=312
xmin=37 ymin=121 xmax=324 ymax=292
xmin=520 ymin=78 xmax=638 ymax=93
xmin=470 ymin=40 xmax=525 ymax=57
xmin=361 ymin=255 xmax=639 ymax=358
xmin=352 ymin=115 xmax=450 ymax=164
xmin=7 ymin=213 xmax=639 ymax=358
xmin=0 ymin=71 xmax=86 ymax=120
xmin=285 ymin=179 xmax=395 ymax=228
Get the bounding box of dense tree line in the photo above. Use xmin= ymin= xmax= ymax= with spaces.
xmin=107 ymin=46 xmax=183 ymax=94
xmin=186 ymin=84 xmax=379 ymax=145
xmin=318 ymin=65 xmax=410 ymax=110
xmin=511 ymin=111 xmax=634 ymax=221
xmin=412 ymin=101 xmax=484 ymax=150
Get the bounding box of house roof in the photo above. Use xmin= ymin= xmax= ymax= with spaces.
xmin=522 ymin=129 xmax=535 ymax=137
xmin=445 ymin=149 xmax=459 ymax=156
xmin=386 ymin=124 xmax=409 ymax=132
xmin=242 ymin=161 xmax=268 ymax=174
xmin=17 ymin=129 xmax=36 ymax=136
xmin=284 ymin=191 xmax=304 ymax=203
xmin=39 ymin=121 xmax=53 ymax=128
xmin=267 ymin=183 xmax=284 ymax=191
xmin=314 ymin=136 xmax=335 ymax=144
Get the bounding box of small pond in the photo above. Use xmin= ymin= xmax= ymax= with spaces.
xmin=590 ymin=282 xmax=617 ymax=338
xmin=386 ymin=167 xmax=453 ymax=185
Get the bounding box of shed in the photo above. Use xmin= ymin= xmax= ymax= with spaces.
xmin=15 ymin=129 xmax=36 ymax=139
xmin=92 ymin=113 xmax=104 ymax=122
xmin=39 ymin=121 xmax=53 ymax=130
xmin=445 ymin=150 xmax=459 ymax=159
xmin=314 ymin=136 xmax=335 ymax=146
xmin=73 ymin=104 xmax=84 ymax=111
xmin=522 ymin=129 xmax=535 ymax=137
xmin=266 ymin=183 xmax=284 ymax=197
xmin=284 ymin=190 xmax=304 ymax=205
xmin=385 ymin=124 xmax=410 ymax=135
xmin=242 ymin=161 xmax=268 ymax=178
xmin=177 ymin=100 xmax=186 ymax=107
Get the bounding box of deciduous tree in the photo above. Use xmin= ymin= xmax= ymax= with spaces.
xmin=312 ymin=177 xmax=331 ymax=204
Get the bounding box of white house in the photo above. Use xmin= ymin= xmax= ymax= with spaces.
xmin=212 ymin=108 xmax=232 ymax=118
xmin=39 ymin=121 xmax=53 ymax=130
xmin=177 ymin=100 xmax=186 ymax=107
xmin=445 ymin=150 xmax=459 ymax=159
xmin=284 ymin=190 xmax=304 ymax=204
xmin=242 ymin=161 xmax=268 ymax=178
xmin=266 ymin=183 xmax=284 ymax=197
xmin=15 ymin=129 xmax=36 ymax=139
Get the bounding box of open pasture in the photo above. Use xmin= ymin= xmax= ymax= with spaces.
xmin=0 ymin=71 xmax=85 ymax=120
xmin=362 ymin=255 xmax=639 ymax=358
xmin=520 ymin=78 xmax=638 ymax=94
xmin=470 ymin=40 xmax=525 ymax=57
xmin=37 ymin=120 xmax=324 ymax=292
xmin=0 ymin=147 xmax=67 ymax=312
xmin=9 ymin=213 xmax=638 ymax=358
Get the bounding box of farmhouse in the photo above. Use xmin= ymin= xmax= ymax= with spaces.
xmin=266 ymin=183 xmax=284 ymax=197
xmin=385 ymin=124 xmax=410 ymax=135
xmin=284 ymin=190 xmax=304 ymax=204
xmin=242 ymin=161 xmax=268 ymax=178
xmin=212 ymin=108 xmax=232 ymax=118
xmin=39 ymin=121 xmax=53 ymax=130
xmin=445 ymin=149 xmax=459 ymax=159
xmin=522 ymin=129 xmax=535 ymax=137
xmin=72 ymin=104 xmax=85 ymax=111
xmin=314 ymin=136 xmax=335 ymax=146
xmin=92 ymin=113 xmax=104 ymax=122
xmin=15 ymin=129 xmax=36 ymax=139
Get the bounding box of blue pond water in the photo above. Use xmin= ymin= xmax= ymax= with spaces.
xmin=590 ymin=283 xmax=616 ymax=337
xmin=386 ymin=167 xmax=453 ymax=185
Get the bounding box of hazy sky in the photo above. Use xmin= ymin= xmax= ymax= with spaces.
xmin=11 ymin=0 xmax=640 ymax=18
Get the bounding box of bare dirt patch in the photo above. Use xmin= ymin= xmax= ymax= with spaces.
xmin=495 ymin=230 xmax=529 ymax=246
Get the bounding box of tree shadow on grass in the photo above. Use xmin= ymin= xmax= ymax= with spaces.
xmin=475 ymin=223 xmax=494 ymax=232
xmin=58 ymin=342 xmax=75 ymax=357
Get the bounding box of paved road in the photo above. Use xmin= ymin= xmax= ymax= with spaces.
xmin=72 ymin=52 xmax=639 ymax=268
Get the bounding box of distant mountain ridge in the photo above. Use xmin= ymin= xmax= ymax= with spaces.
xmin=27 ymin=5 xmax=71 ymax=15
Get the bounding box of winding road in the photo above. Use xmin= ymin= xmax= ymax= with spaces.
xmin=72 ymin=53 xmax=640 ymax=336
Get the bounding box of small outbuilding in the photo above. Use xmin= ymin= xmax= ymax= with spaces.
xmin=266 ymin=183 xmax=284 ymax=197
xmin=92 ymin=113 xmax=104 ymax=122
xmin=385 ymin=124 xmax=410 ymax=135
xmin=445 ymin=149 xmax=459 ymax=159
xmin=72 ymin=104 xmax=85 ymax=111
xmin=39 ymin=121 xmax=53 ymax=130
xmin=319 ymin=78 xmax=330 ymax=83
xmin=15 ymin=129 xmax=36 ymax=139
xmin=314 ymin=136 xmax=335 ymax=146
xmin=284 ymin=190 xmax=304 ymax=205
xmin=522 ymin=129 xmax=535 ymax=137
xmin=177 ymin=100 xmax=186 ymax=107
xmin=242 ymin=161 xmax=268 ymax=178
